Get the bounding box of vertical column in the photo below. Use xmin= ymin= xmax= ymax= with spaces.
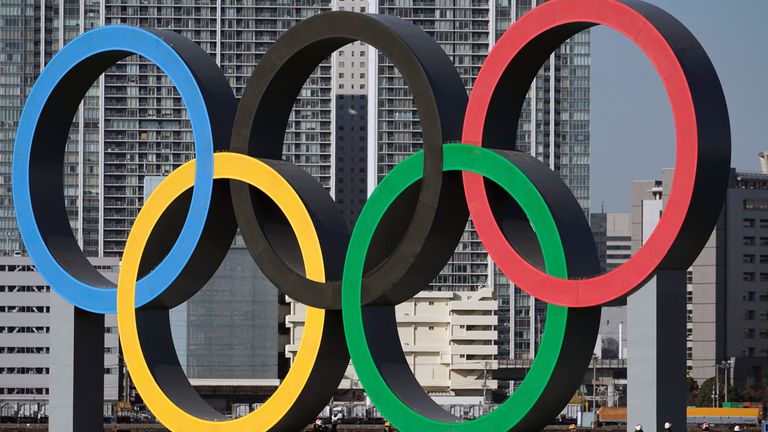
xmin=49 ymin=295 xmax=105 ymax=432
xmin=627 ymin=270 xmax=687 ymax=432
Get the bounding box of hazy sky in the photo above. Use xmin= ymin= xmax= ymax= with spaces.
xmin=590 ymin=0 xmax=768 ymax=212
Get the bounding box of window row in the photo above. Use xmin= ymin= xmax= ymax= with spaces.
xmin=0 ymin=327 xmax=49 ymax=334
xmin=0 ymin=265 xmax=36 ymax=272
xmin=0 ymin=306 xmax=49 ymax=313
xmin=0 ymin=347 xmax=49 ymax=354
xmin=0 ymin=285 xmax=49 ymax=293
xmin=741 ymin=236 xmax=768 ymax=246
xmin=0 ymin=367 xmax=48 ymax=375
xmin=0 ymin=388 xmax=48 ymax=395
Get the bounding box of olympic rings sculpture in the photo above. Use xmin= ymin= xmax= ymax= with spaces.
xmin=12 ymin=0 xmax=729 ymax=431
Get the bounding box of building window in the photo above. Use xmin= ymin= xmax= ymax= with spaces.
xmin=744 ymin=236 xmax=756 ymax=246
xmin=743 ymin=272 xmax=755 ymax=281
xmin=761 ymin=255 xmax=768 ymax=264
xmin=744 ymin=310 xmax=756 ymax=320
xmin=0 ymin=388 xmax=49 ymax=396
xmin=744 ymin=218 xmax=756 ymax=228
xmin=744 ymin=254 xmax=755 ymax=263
xmin=744 ymin=200 xmax=768 ymax=210
xmin=0 ymin=327 xmax=49 ymax=334
xmin=0 ymin=347 xmax=49 ymax=354
xmin=0 ymin=305 xmax=49 ymax=313
xmin=0 ymin=367 xmax=49 ymax=374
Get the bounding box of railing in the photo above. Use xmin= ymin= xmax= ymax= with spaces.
xmin=498 ymin=358 xmax=627 ymax=369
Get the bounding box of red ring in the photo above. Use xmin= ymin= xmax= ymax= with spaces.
xmin=463 ymin=0 xmax=725 ymax=307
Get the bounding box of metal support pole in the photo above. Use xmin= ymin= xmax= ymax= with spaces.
xmin=723 ymin=361 xmax=729 ymax=404
xmin=483 ymin=361 xmax=489 ymax=414
xmin=593 ymin=355 xmax=597 ymax=418
xmin=50 ymin=295 xmax=104 ymax=432
xmin=628 ymin=270 xmax=687 ymax=432
xmin=619 ymin=322 xmax=624 ymax=360
xmin=715 ymin=362 xmax=720 ymax=407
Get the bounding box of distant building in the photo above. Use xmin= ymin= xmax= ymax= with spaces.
xmin=286 ymin=288 xmax=498 ymax=403
xmin=758 ymin=151 xmax=768 ymax=174
xmin=590 ymin=213 xmax=632 ymax=273
xmin=591 ymin=212 xmax=632 ymax=360
xmin=0 ymin=257 xmax=120 ymax=416
xmin=174 ymin=244 xmax=280 ymax=381
xmin=631 ymin=168 xmax=768 ymax=386
xmin=144 ymin=178 xmax=284 ymax=413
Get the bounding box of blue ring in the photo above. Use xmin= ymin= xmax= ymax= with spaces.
xmin=12 ymin=26 xmax=214 ymax=314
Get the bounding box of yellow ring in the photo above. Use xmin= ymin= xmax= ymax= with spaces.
xmin=117 ymin=153 xmax=327 ymax=431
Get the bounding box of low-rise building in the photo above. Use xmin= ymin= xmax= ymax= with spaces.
xmin=286 ymin=288 xmax=498 ymax=405
xmin=0 ymin=257 xmax=119 ymax=417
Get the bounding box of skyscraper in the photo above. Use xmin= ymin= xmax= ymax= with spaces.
xmin=0 ymin=0 xmax=333 ymax=259
xmin=364 ymin=0 xmax=590 ymax=368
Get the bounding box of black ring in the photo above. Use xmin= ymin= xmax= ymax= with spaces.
xmin=231 ymin=12 xmax=469 ymax=309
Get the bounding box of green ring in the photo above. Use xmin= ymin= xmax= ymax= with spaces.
xmin=342 ymin=143 xmax=573 ymax=431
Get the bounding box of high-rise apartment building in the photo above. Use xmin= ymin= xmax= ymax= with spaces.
xmin=357 ymin=1 xmax=589 ymax=370
xmin=333 ymin=0 xmax=370 ymax=227
xmin=0 ymin=0 xmax=333 ymax=258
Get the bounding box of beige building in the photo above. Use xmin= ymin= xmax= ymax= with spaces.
xmin=286 ymin=288 xmax=498 ymax=402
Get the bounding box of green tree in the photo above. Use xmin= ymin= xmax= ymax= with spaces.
xmin=687 ymin=376 xmax=700 ymax=406
xmin=695 ymin=377 xmax=716 ymax=407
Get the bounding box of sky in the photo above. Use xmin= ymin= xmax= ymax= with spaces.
xmin=590 ymin=0 xmax=768 ymax=212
